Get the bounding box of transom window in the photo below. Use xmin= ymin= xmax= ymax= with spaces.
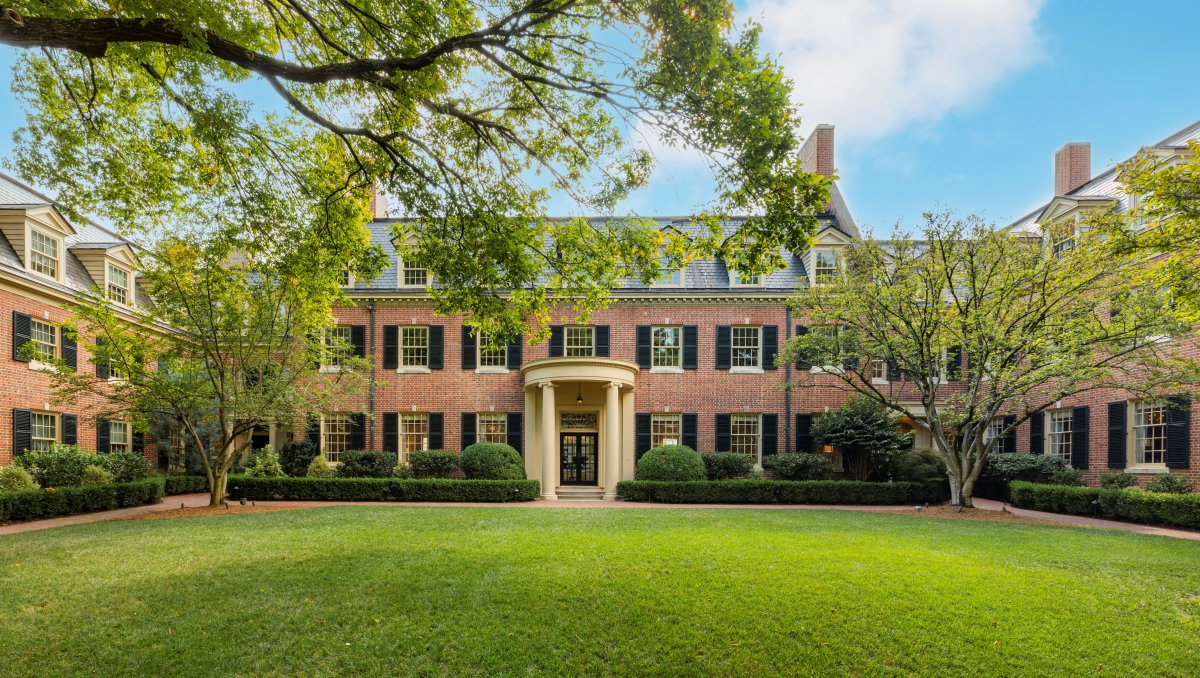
xmin=730 ymin=270 xmax=762 ymax=286
xmin=1133 ymin=402 xmax=1167 ymax=466
xmin=107 ymin=264 xmax=130 ymax=305
xmin=29 ymin=229 xmax=59 ymax=279
xmin=731 ymin=326 xmax=761 ymax=369
xmin=984 ymin=418 xmax=1005 ymax=452
xmin=1048 ymin=410 xmax=1073 ymax=462
xmin=30 ymin=412 xmax=58 ymax=452
xmin=401 ymin=326 xmax=429 ymax=367
xmin=29 ymin=319 xmax=58 ymax=360
xmin=652 ymin=326 xmax=681 ymax=368
xmin=324 ymin=326 xmax=352 ymax=367
xmin=730 ymin=414 xmax=761 ymax=461
xmin=109 ymin=421 xmax=131 ymax=452
xmin=565 ymin=327 xmax=595 ymax=357
xmin=561 ymin=412 xmax=598 ymax=430
xmin=401 ymin=259 xmax=428 ymax=287
xmin=651 ymin=413 xmax=681 ymax=448
xmin=477 ymin=333 xmax=507 ymax=368
xmin=814 ymin=250 xmax=840 ymax=282
xmin=323 ymin=414 xmax=351 ymax=463
xmin=401 ymin=413 xmax=429 ymax=459
xmin=478 ymin=412 xmax=507 ymax=443
xmin=655 ymin=256 xmax=681 ymax=286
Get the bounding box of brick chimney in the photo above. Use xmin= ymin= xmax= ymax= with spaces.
xmin=367 ymin=184 xmax=389 ymax=219
xmin=800 ymin=124 xmax=836 ymax=178
xmin=1054 ymin=142 xmax=1091 ymax=195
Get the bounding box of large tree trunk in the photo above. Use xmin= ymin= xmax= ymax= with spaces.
xmin=845 ymin=449 xmax=872 ymax=481
xmin=208 ymin=469 xmax=228 ymax=507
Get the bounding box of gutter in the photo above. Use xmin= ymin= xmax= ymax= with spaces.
xmin=784 ymin=305 xmax=792 ymax=454
xmin=367 ymin=301 xmax=376 ymax=450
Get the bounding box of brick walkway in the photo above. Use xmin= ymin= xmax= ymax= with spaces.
xmin=971 ymin=497 xmax=1200 ymax=541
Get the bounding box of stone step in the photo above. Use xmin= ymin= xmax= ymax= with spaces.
xmin=555 ymin=487 xmax=607 ymax=501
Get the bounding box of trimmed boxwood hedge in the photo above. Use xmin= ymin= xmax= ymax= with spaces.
xmin=164 ymin=475 xmax=209 ymax=495
xmin=227 ymin=475 xmax=540 ymax=502
xmin=0 ymin=478 xmax=164 ymax=523
xmin=616 ymin=478 xmax=947 ymax=505
xmin=1010 ymin=480 xmax=1200 ymax=529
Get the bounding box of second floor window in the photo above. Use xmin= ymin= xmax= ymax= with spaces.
xmin=30 ymin=412 xmax=58 ymax=451
xmin=652 ymin=326 xmax=681 ymax=368
xmin=324 ymin=326 xmax=352 ymax=367
xmin=478 ymin=333 xmax=507 ymax=368
xmin=1133 ymin=401 xmax=1166 ymax=466
xmin=107 ymin=264 xmax=130 ymax=305
xmin=478 ymin=412 xmax=507 ymax=443
xmin=30 ymin=229 xmax=60 ymax=279
xmin=401 ymin=326 xmax=429 ymax=367
xmin=813 ymin=325 xmax=843 ymax=369
xmin=871 ymin=359 xmax=887 ymax=381
xmin=565 ymin=327 xmax=594 ymax=357
xmin=1047 ymin=410 xmax=1073 ymax=462
xmin=651 ymin=413 xmax=681 ymax=448
xmin=29 ymin=319 xmax=58 ymax=360
xmin=731 ymin=326 xmax=761 ymax=369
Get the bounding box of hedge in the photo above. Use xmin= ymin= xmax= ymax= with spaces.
xmin=1010 ymin=481 xmax=1200 ymax=529
xmin=616 ymin=478 xmax=947 ymax=505
xmin=226 ymin=476 xmax=540 ymax=502
xmin=0 ymin=478 xmax=164 ymax=523
xmin=164 ymin=475 xmax=209 ymax=495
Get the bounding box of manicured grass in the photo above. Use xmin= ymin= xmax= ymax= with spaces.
xmin=2 ymin=508 xmax=1199 ymax=676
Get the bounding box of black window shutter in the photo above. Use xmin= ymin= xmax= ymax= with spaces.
xmin=506 ymin=412 xmax=523 ymax=456
xmin=886 ymin=359 xmax=900 ymax=381
xmin=1166 ymin=396 xmax=1191 ymax=469
xmin=133 ymin=430 xmax=145 ymax=455
xmin=62 ymin=413 xmax=77 ymax=445
xmin=594 ymin=326 xmax=610 ymax=357
xmin=682 ymin=413 xmax=698 ymax=451
xmin=762 ymin=325 xmax=779 ymax=371
xmin=1002 ymin=415 xmax=1017 ymax=454
xmin=307 ymin=416 xmax=321 ymax=452
xmin=382 ymin=412 xmax=399 ymax=453
xmin=795 ymin=414 xmax=814 ymax=453
xmin=715 ymin=413 xmax=731 ymax=452
xmin=506 ymin=336 xmax=523 ymax=369
xmin=682 ymin=326 xmax=698 ymax=369
xmin=382 ymin=326 xmax=399 ymax=370
xmin=427 ymin=412 xmax=444 ymax=449
xmin=461 ymin=326 xmax=477 ymax=370
xmin=351 ymin=325 xmax=366 ymax=358
xmin=350 ymin=413 xmax=366 ymax=450
xmin=428 ymin=325 xmax=444 ymax=369
xmin=635 ymin=325 xmax=652 ymax=369
xmin=96 ymin=417 xmax=111 ymax=453
xmin=549 ymin=325 xmax=564 ymax=357
xmin=95 ymin=337 xmax=109 ymax=379
xmin=1107 ymin=401 xmax=1127 ymax=469
xmin=635 ymin=413 xmax=652 ymax=461
xmin=63 ymin=333 xmax=77 ymax=371
xmin=12 ymin=311 xmax=31 ymax=362
xmin=1029 ymin=411 xmax=1044 ymax=455
xmin=461 ymin=412 xmax=477 ymax=450
xmin=794 ymin=325 xmax=810 ymax=370
xmin=715 ymin=326 xmax=732 ymax=370
xmin=761 ymin=414 xmax=778 ymax=457
xmin=946 ymin=346 xmax=962 ymax=381
xmin=1072 ymin=406 xmax=1090 ymax=469
xmin=12 ymin=409 xmax=31 ymax=456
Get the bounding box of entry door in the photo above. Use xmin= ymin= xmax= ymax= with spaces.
xmin=560 ymin=432 xmax=599 ymax=485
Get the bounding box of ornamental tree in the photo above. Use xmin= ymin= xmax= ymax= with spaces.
xmin=784 ymin=211 xmax=1195 ymax=507
xmin=810 ymin=396 xmax=911 ymax=481
xmin=0 ymin=0 xmax=830 ymax=340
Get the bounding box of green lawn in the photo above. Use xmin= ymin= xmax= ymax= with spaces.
xmin=2 ymin=508 xmax=1199 ymax=676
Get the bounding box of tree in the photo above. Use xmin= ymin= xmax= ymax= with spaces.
xmin=0 ymin=0 xmax=830 ymax=340
xmin=784 ymin=211 xmax=1195 ymax=507
xmin=810 ymin=396 xmax=911 ymax=481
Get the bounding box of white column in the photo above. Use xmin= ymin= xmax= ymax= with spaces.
xmin=540 ymin=382 xmax=558 ymax=500
xmin=604 ymin=382 xmax=622 ymax=500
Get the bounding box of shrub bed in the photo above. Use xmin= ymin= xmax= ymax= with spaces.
xmin=227 ymin=476 xmax=540 ymax=502
xmin=164 ymin=475 xmax=209 ymax=495
xmin=0 ymin=478 xmax=164 ymax=523
xmin=1010 ymin=480 xmax=1200 ymax=529
xmin=616 ymin=478 xmax=947 ymax=505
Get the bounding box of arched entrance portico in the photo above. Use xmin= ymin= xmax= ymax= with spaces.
xmin=521 ymin=357 xmax=638 ymax=500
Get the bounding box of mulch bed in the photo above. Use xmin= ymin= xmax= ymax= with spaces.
xmin=883 ymin=505 xmax=1068 ymax=527
xmin=115 ymin=504 xmax=311 ymax=521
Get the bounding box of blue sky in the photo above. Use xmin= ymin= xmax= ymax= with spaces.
xmin=1 ymin=0 xmax=1198 ymax=234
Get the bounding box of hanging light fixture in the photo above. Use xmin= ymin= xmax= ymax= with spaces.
xmin=576 ymin=383 xmax=584 ymax=406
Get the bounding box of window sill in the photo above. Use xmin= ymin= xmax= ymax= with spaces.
xmin=397 ymin=366 xmax=432 ymax=374
xmin=1126 ymin=466 xmax=1169 ymax=475
xmin=810 ymin=366 xmax=844 ymax=375
xmin=649 ymin=367 xmax=684 ymax=374
xmin=29 ymin=359 xmax=54 ymax=372
xmin=475 ymin=367 xmax=510 ymax=375
xmin=870 ymin=378 xmax=889 ymax=386
xmin=318 ymin=366 xmax=345 ymax=374
xmin=730 ymin=367 xmax=764 ymax=375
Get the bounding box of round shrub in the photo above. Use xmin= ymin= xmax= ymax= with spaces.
xmin=279 ymin=440 xmax=320 ymax=477
xmin=0 ymin=464 xmax=38 ymax=492
xmin=1145 ymin=473 xmax=1193 ymax=494
xmin=885 ymin=448 xmax=947 ymax=482
xmin=100 ymin=451 xmax=151 ymax=483
xmin=635 ymin=445 xmax=705 ymax=482
xmin=1099 ymin=470 xmax=1139 ymax=490
xmin=80 ymin=464 xmax=114 ymax=487
xmin=701 ymin=452 xmax=753 ymax=480
xmin=763 ymin=453 xmax=835 ymax=481
xmin=244 ymin=446 xmax=285 ymax=477
xmin=337 ymin=450 xmax=395 ymax=478
xmin=408 ymin=449 xmax=461 ymax=478
xmin=306 ymin=454 xmax=337 ymax=478
xmin=461 ymin=442 xmax=526 ymax=480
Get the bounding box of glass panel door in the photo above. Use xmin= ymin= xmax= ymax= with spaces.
xmin=560 ymin=432 xmax=598 ymax=485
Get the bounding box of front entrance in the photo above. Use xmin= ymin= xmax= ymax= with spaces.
xmin=560 ymin=432 xmax=599 ymax=485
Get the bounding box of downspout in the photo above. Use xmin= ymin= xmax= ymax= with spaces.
xmin=784 ymin=305 xmax=792 ymax=454
xmin=367 ymin=301 xmax=376 ymax=451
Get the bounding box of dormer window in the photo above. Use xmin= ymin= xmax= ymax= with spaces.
xmin=814 ymin=250 xmax=840 ymax=283
xmin=730 ymin=270 xmax=762 ymax=286
xmin=29 ymin=229 xmax=60 ymax=280
xmin=654 ymin=256 xmax=682 ymax=286
xmin=106 ymin=264 xmax=130 ymax=305
xmin=400 ymin=257 xmax=428 ymax=287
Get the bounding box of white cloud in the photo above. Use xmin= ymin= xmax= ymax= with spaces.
xmin=747 ymin=0 xmax=1045 ymax=143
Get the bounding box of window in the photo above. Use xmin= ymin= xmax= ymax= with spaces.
xmin=565 ymin=327 xmax=594 ymax=357
xmin=871 ymin=359 xmax=887 ymax=382
xmin=731 ymin=326 xmax=761 ymax=369
xmin=1045 ymin=410 xmax=1073 ymax=462
xmin=400 ymin=413 xmax=429 ymax=459
xmin=401 ymin=326 xmax=429 ymax=367
xmin=814 ymin=250 xmax=840 ymax=282
xmin=812 ymin=325 xmax=843 ymax=370
xmin=340 ymin=270 xmax=354 ymax=288
xmin=651 ymin=413 xmax=681 ymax=448
xmin=651 ymin=326 xmax=681 ymax=368
xmin=654 ymin=256 xmax=681 ymax=286
xmin=730 ymin=270 xmax=762 ymax=286
xmin=30 ymin=412 xmax=58 ymax=451
xmin=478 ymin=412 xmax=507 ymax=443
xmin=984 ymin=417 xmax=1005 ymax=452
xmin=1132 ymin=401 xmax=1167 ymax=466
xmin=29 ymin=229 xmax=59 ymax=279
xmin=109 ymin=421 xmax=131 ymax=453
xmin=107 ymin=264 xmax=130 ymax=305
xmin=324 ymin=326 xmax=352 ymax=368
xmin=477 ymin=333 xmax=507 ymax=369
xmin=400 ymin=258 xmax=428 ymax=287
xmin=29 ymin=319 xmax=58 ymax=360
xmin=730 ymin=414 xmax=761 ymax=461
xmin=322 ymin=414 xmax=351 ymax=463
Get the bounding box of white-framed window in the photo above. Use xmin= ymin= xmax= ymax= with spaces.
xmin=478 ymin=412 xmax=507 ymax=443
xmin=30 ymin=411 xmax=59 ymax=452
xmin=814 ymin=250 xmax=840 ymax=283
xmin=731 ymin=326 xmax=761 ymax=369
xmin=322 ymin=414 xmax=351 ymax=463
xmin=651 ymin=413 xmax=682 ymax=448
xmin=730 ymin=414 xmax=761 ymax=461
xmin=1132 ymin=401 xmax=1167 ymax=466
xmin=565 ymin=326 xmax=595 ymax=357
xmin=1047 ymin=410 xmax=1073 ymax=462
xmin=323 ymin=326 xmax=352 ymax=368
xmin=984 ymin=417 xmax=1005 ymax=452
xmin=340 ymin=270 xmax=354 ymax=288
xmin=652 ymin=326 xmax=682 ymax=369
xmin=477 ymin=333 xmax=507 ymax=369
xmin=29 ymin=319 xmax=59 ymax=360
xmin=812 ymin=325 xmax=843 ymax=370
xmin=730 ymin=270 xmax=762 ymax=286
xmin=29 ymin=228 xmax=60 ymax=279
xmin=109 ymin=421 xmax=131 ymax=453
xmin=654 ymin=256 xmax=682 ymax=286
xmin=400 ymin=258 xmax=428 ymax=287
xmin=401 ymin=326 xmax=429 ymax=367
xmin=106 ymin=264 xmax=130 ymax=305
xmin=401 ymin=413 xmax=430 ymax=459
xmin=870 ymin=359 xmax=888 ymax=382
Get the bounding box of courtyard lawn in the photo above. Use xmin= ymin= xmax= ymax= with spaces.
xmin=2 ymin=509 xmax=1199 ymax=676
